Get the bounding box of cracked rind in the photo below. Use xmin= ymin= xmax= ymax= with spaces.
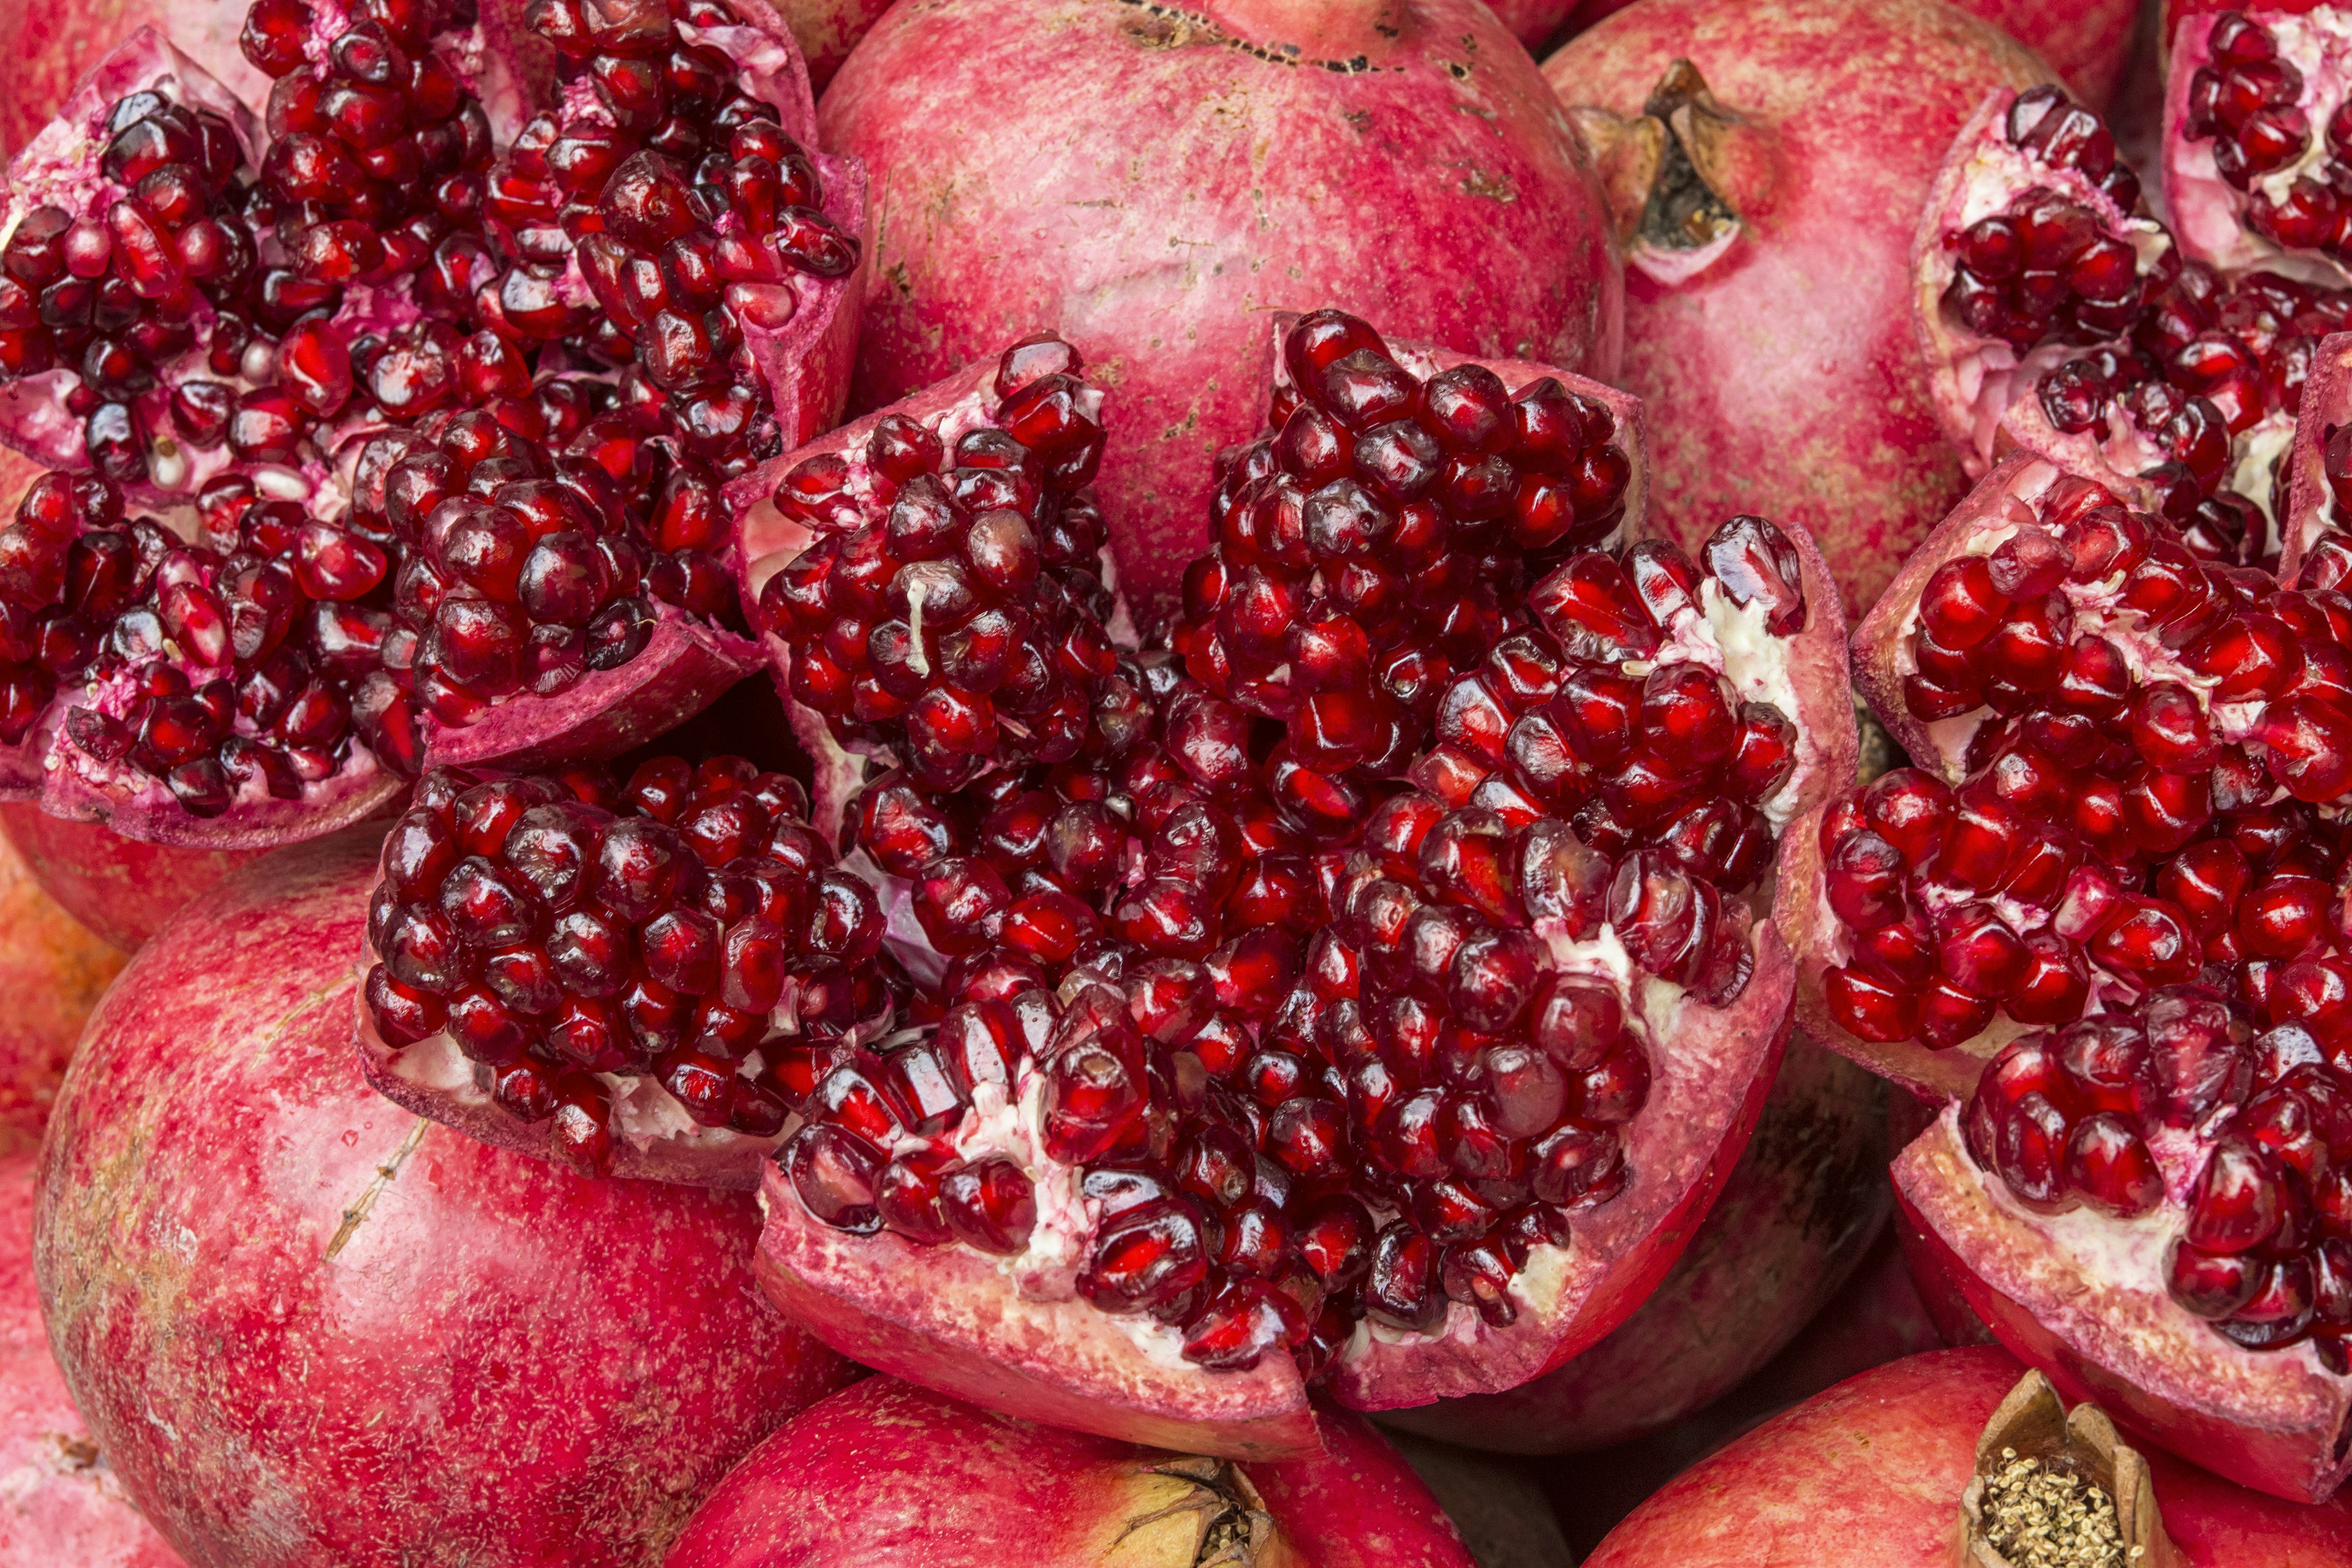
xmin=1895 ymin=1106 xmax=2352 ymax=1504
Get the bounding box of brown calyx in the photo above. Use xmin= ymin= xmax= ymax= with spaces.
xmin=1956 ymin=1371 xmax=2177 ymax=1568
xmin=1568 ymin=60 xmax=1777 ymax=258
xmin=1101 ymin=1455 xmax=1299 ymax=1567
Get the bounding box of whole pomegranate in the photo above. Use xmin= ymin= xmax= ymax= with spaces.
xmin=1583 ymin=1347 xmax=2352 ymax=1566
xmin=0 ymin=1151 xmax=184 ymax=1567
xmin=661 ymin=1376 xmax=1480 ymax=1568
xmin=1376 ymin=1036 xmax=1893 ymax=1453
xmin=1544 ymin=0 xmax=2051 ymax=618
xmin=0 ymin=801 xmax=252 ymax=949
xmin=0 ymin=826 xmax=121 ymax=1145
xmin=814 ymin=0 xmax=1623 ymax=622
xmin=34 ymin=830 xmax=858 ymax=1567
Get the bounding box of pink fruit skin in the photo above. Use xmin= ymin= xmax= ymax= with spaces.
xmin=1376 ymin=1035 xmax=1893 ymax=1453
xmin=0 ymin=1152 xmax=185 ymax=1567
xmin=1896 ymin=1109 xmax=2352 ymax=1505
xmin=1583 ymin=1345 xmax=2352 ymax=1566
xmin=0 ymin=802 xmax=254 ymax=953
xmin=775 ymin=0 xmax=891 ymax=88
xmin=1544 ymin=0 xmax=2052 ymax=620
xmin=34 ymin=832 xmax=859 ymax=1568
xmin=661 ymin=1376 xmax=1477 ymax=1568
xmin=0 ymin=0 xmax=258 ymax=153
xmin=2281 ymin=330 xmax=2352 ymax=588
xmin=1488 ymin=0 xmax=1581 ymax=48
xmin=0 ymin=831 xmax=123 ymax=1148
xmin=813 ymin=0 xmax=1624 ymax=623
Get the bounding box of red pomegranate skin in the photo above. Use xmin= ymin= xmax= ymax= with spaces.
xmin=0 ymin=1152 xmax=184 ymax=1566
xmin=661 ymin=1376 xmax=1478 ymax=1568
xmin=1544 ymin=0 xmax=2051 ymax=620
xmin=1562 ymin=0 xmax=2138 ymax=110
xmin=780 ymin=0 xmax=892 ymax=87
xmin=33 ymin=832 xmax=859 ymax=1568
xmin=1378 ymin=1036 xmax=1892 ymax=1453
xmin=815 ymin=0 xmax=1623 ymax=622
xmin=0 ymin=829 xmax=123 ymax=1148
xmin=0 ymin=804 xmax=254 ymax=953
xmin=0 ymin=0 xmax=257 ymax=152
xmin=1583 ymin=1346 xmax=2352 ymax=1566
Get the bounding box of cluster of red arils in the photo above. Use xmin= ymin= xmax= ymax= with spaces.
xmin=363 ymin=752 xmax=896 ymax=1174
xmin=760 ymin=336 xmax=1116 ymax=790
xmin=1 ymin=84 xmax=258 ymax=483
xmin=1173 ymin=312 xmax=1634 ymax=810
xmin=1967 ymin=1003 xmax=2352 ymax=1371
xmin=2180 ymin=10 xmax=2352 ymax=260
xmin=1939 ymin=86 xmax=2151 ymax=356
xmin=484 ymin=0 xmax=859 ymax=476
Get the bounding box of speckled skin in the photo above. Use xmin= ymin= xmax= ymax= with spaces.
xmin=0 ymin=802 xmax=257 ymax=952
xmin=0 ymin=831 xmax=123 ymax=1148
xmin=1545 ymin=0 xmax=2052 ymax=621
xmin=1377 ymin=1036 xmax=1892 ymax=1454
xmin=661 ymin=1377 xmax=1478 ymax=1568
xmin=2280 ymin=330 xmax=2352 ymax=587
xmin=815 ymin=0 xmax=1623 ymax=625
xmin=1585 ymin=1346 xmax=2352 ymax=1564
xmin=0 ymin=1153 xmax=186 ymax=1567
xmin=33 ymin=832 xmax=859 ymax=1568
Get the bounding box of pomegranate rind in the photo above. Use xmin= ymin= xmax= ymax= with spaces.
xmin=0 ymin=28 xmax=261 ymax=475
xmin=417 ymin=605 xmax=766 ymax=775
xmin=660 ymin=1375 xmax=1478 ymax=1568
xmin=1327 ymin=929 xmax=1796 ymax=1411
xmin=2160 ymin=9 xmax=2352 ymax=290
xmin=0 ymin=801 xmax=254 ymax=951
xmin=34 ymin=829 xmax=859 ymax=1566
xmin=2279 ymin=328 xmax=2352 ymax=586
xmin=1894 ymin=1106 xmax=2352 ymax=1504
xmin=752 ymin=1179 xmax=1322 ymax=1461
xmin=1912 ymin=88 xmax=2173 ymax=481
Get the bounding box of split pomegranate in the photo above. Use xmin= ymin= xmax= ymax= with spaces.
xmin=815 ymin=0 xmax=1623 ymax=622
xmin=1376 ymin=1038 xmax=1892 ymax=1453
xmin=0 ymin=828 xmax=122 ymax=1148
xmin=356 ymin=748 xmax=895 ymax=1184
xmin=1545 ymin=0 xmax=2052 ymax=616
xmin=661 ymin=1376 xmax=1480 ymax=1568
xmin=1583 ymin=1348 xmax=2352 ymax=1566
xmin=2163 ymin=6 xmax=2352 ymax=288
xmin=1786 ymin=449 xmax=2352 ymax=1498
xmin=37 ymin=830 xmax=858 ymax=1567
xmin=0 ymin=1151 xmax=185 ymax=1568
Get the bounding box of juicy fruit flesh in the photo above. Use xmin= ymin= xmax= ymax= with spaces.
xmin=759 ymin=334 xmax=1117 ymax=793
xmin=361 ymin=750 xmax=892 ymax=1174
xmin=779 ymin=320 xmax=1819 ymax=1384
xmin=1827 ymin=467 xmax=2352 ymax=1367
xmin=0 ymin=0 xmax=851 ymax=831
xmin=2180 ymin=10 xmax=2352 ymax=263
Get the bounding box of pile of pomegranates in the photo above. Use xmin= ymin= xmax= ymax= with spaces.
xmin=16 ymin=0 xmax=2352 ymax=1558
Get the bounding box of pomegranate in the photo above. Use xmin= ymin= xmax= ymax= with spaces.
xmin=0 ymin=0 xmax=263 ymax=157
xmin=814 ymin=0 xmax=1623 ymax=623
xmin=2161 ymin=6 xmax=2352 ymax=288
xmin=1544 ymin=0 xmax=2051 ymax=618
xmin=355 ymin=748 xmax=898 ymax=1183
xmin=1583 ymin=1348 xmax=2352 ymax=1565
xmin=0 ymin=1151 xmax=184 ymax=1567
xmin=1374 ymin=1037 xmax=1894 ymax=1453
xmin=1788 ymin=447 xmax=2352 ymax=1497
xmin=36 ymin=828 xmax=858 ymax=1567
xmin=0 ymin=826 xmax=121 ymax=1147
xmin=2282 ymin=325 xmax=2352 ymax=585
xmin=768 ymin=0 xmax=889 ymax=89
xmin=0 ymin=799 xmax=252 ymax=948
xmin=747 ymin=320 xmax=1859 ymax=1458
xmin=661 ymin=1376 xmax=1480 ymax=1568
xmin=1488 ymin=1 xmax=1580 ymax=50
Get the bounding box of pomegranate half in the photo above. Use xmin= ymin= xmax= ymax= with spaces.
xmin=814 ymin=0 xmax=1623 ymax=622
xmin=1583 ymin=1346 xmax=2352 ymax=1566
xmin=661 ymin=1376 xmax=1480 ymax=1568
xmin=1544 ymin=0 xmax=2053 ymax=618
xmin=36 ymin=829 xmax=858 ymax=1567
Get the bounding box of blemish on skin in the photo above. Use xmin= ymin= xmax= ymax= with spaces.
xmin=325 ymin=1118 xmax=429 ymax=1261
xmin=1114 ymin=1 xmax=1397 ymax=73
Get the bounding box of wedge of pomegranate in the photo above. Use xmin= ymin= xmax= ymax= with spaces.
xmin=1787 ymin=448 xmax=2352 ymax=1498
xmin=749 ymin=349 xmax=1857 ymax=1456
xmin=2162 ymin=5 xmax=2352 ymax=288
xmin=355 ymin=748 xmax=900 ymax=1184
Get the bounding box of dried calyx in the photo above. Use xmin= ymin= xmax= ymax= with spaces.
xmin=1566 ymin=59 xmax=1766 ymax=287
xmin=1959 ymin=1371 xmax=2175 ymax=1568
